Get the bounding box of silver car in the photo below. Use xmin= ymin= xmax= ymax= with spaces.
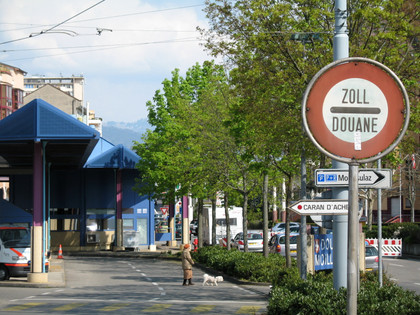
xmin=268 ymin=233 xmax=299 ymax=257
xmin=231 ymin=232 xmax=264 ymax=252
xmin=365 ymin=245 xmax=379 ymax=271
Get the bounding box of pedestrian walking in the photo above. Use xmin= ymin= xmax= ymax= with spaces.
xmin=181 ymin=243 xmax=195 ymax=286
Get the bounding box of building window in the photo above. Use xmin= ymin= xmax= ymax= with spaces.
xmin=50 ymin=219 xmax=80 ymax=231
xmin=50 ymin=208 xmax=80 ymax=231
xmin=86 ymin=208 xmax=115 ymax=231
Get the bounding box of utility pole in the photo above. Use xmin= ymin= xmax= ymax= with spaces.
xmin=332 ymin=0 xmax=349 ymax=291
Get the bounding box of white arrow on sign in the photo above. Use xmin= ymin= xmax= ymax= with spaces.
xmin=289 ymin=199 xmax=348 ymax=216
xmin=315 ymin=169 xmax=392 ymax=188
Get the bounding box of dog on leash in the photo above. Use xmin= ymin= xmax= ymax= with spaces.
xmin=202 ymin=273 xmax=224 ymax=286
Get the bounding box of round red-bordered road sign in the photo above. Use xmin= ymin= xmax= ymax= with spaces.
xmin=302 ymin=57 xmax=410 ymax=163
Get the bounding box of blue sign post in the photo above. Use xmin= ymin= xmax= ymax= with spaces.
xmin=314 ymin=234 xmax=334 ymax=271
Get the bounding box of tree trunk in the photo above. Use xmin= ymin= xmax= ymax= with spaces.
xmin=243 ymin=188 xmax=249 ymax=252
xmin=272 ymin=186 xmax=278 ymax=223
xmin=224 ymin=192 xmax=231 ymax=250
xmin=197 ymin=198 xmax=204 ymax=248
xmin=263 ymin=172 xmax=269 ymax=258
xmin=285 ymin=174 xmax=292 ymax=268
xmin=211 ymin=197 xmax=217 ymax=245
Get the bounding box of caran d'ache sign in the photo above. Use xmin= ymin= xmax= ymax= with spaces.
xmin=302 ymin=57 xmax=410 ymax=163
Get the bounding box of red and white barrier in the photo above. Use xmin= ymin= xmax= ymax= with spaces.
xmin=366 ymin=238 xmax=402 ymax=257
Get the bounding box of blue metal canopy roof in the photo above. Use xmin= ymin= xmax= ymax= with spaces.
xmin=84 ymin=144 xmax=139 ymax=169
xmin=0 ymin=99 xmax=100 ymax=171
xmin=0 ymin=98 xmax=99 ymax=141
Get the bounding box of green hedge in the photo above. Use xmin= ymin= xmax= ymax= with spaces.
xmin=192 ymin=245 xmax=296 ymax=282
xmin=192 ymin=246 xmax=420 ymax=314
xmin=268 ymin=270 xmax=420 ymax=314
xmin=364 ymin=223 xmax=420 ymax=244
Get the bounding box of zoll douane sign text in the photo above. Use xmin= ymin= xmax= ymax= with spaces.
xmin=302 ymin=57 xmax=409 ymax=163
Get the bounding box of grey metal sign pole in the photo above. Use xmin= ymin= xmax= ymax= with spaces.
xmin=333 ymin=0 xmax=349 ymax=291
xmin=377 ymin=159 xmax=383 ymax=287
xmin=347 ymin=163 xmax=359 ymax=314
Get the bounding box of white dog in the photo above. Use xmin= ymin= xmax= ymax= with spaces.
xmin=202 ymin=273 xmax=224 ymax=286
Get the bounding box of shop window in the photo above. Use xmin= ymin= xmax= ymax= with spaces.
xmin=86 ymin=217 xmax=115 ymax=231
xmin=50 ymin=218 xmax=80 ymax=231
xmin=122 ymin=208 xmax=134 ymax=214
xmin=50 ymin=208 xmax=80 ymax=231
xmin=137 ymin=218 xmax=148 ymax=244
xmin=123 ymin=219 xmax=134 ymax=230
xmin=86 ymin=208 xmax=115 ymax=231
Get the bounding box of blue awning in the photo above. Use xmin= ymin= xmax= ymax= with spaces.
xmin=84 ymin=144 xmax=139 ymax=169
xmin=0 ymin=98 xmax=100 ymax=170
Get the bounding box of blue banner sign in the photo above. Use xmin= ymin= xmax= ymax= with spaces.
xmin=314 ymin=234 xmax=333 ymax=271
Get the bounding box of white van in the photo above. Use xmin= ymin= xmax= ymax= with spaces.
xmin=0 ymin=226 xmax=32 ymax=280
xmin=202 ymin=206 xmax=243 ymax=245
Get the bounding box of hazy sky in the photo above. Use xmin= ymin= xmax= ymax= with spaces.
xmin=0 ymin=0 xmax=213 ymax=123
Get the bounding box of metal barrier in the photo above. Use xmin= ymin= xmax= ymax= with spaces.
xmin=366 ymin=238 xmax=402 ymax=257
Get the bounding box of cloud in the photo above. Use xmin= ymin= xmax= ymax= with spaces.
xmin=0 ymin=0 xmax=212 ymax=122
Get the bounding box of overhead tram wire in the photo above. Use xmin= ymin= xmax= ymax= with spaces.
xmin=2 ymin=37 xmax=202 ymax=62
xmin=0 ymin=0 xmax=106 ymax=46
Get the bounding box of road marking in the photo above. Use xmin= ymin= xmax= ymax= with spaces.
xmin=389 ymin=263 xmax=404 ymax=267
xmin=141 ymin=303 xmax=171 ymax=312
xmin=191 ymin=305 xmax=216 ymax=312
xmin=236 ymin=306 xmax=261 ymax=314
xmin=233 ymin=286 xmax=256 ymax=295
xmin=98 ymin=303 xmax=131 ymax=311
xmin=53 ymin=303 xmax=86 ymax=311
xmin=152 ymin=282 xmax=158 ymax=286
xmin=414 ymin=283 xmax=420 ymax=286
xmin=3 ymin=303 xmax=45 ymax=311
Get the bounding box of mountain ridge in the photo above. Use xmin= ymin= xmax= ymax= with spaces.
xmin=102 ymin=118 xmax=150 ymax=150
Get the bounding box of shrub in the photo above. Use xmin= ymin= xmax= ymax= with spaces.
xmin=192 ymin=245 xmax=292 ymax=282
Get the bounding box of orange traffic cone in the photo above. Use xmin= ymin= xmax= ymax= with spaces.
xmin=57 ymin=244 xmax=63 ymax=259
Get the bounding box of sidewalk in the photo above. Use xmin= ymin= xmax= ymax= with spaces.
xmin=0 ymin=243 xmax=272 ymax=297
xmin=0 ymin=258 xmax=65 ymax=288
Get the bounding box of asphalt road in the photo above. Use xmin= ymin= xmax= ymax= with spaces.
xmin=384 ymin=257 xmax=420 ymax=295
xmin=0 ymin=256 xmax=269 ymax=314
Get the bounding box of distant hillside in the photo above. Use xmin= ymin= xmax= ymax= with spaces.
xmin=102 ymin=119 xmax=151 ymax=150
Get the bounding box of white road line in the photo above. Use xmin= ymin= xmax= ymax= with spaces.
xmin=141 ymin=273 xmax=146 ymax=276
xmin=152 ymin=282 xmax=158 ymax=286
xmin=232 ymin=286 xmax=256 ymax=295
xmin=414 ymin=283 xmax=420 ymax=286
xmin=136 ymin=269 xmax=141 ymax=272
xmin=389 ymin=263 xmax=404 ymax=267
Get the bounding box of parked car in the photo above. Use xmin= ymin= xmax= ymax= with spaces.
xmin=190 ymin=219 xmax=198 ymax=235
xmin=271 ymin=222 xmax=300 ymax=233
xmin=365 ymin=245 xmax=380 ymax=271
xmin=268 ymin=233 xmax=299 ymax=257
xmin=155 ymin=220 xmax=168 ymax=233
xmin=175 ymin=223 xmax=182 ymax=240
xmin=231 ymin=232 xmax=264 ymax=252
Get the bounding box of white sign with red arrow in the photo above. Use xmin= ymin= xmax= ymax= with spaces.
xmin=289 ymin=199 xmax=348 ymax=216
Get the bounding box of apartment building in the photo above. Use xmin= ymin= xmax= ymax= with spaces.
xmin=23 ymin=74 xmax=102 ymax=135
xmin=24 ymin=75 xmax=84 ymax=100
xmin=0 ymin=63 xmax=26 ymax=120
